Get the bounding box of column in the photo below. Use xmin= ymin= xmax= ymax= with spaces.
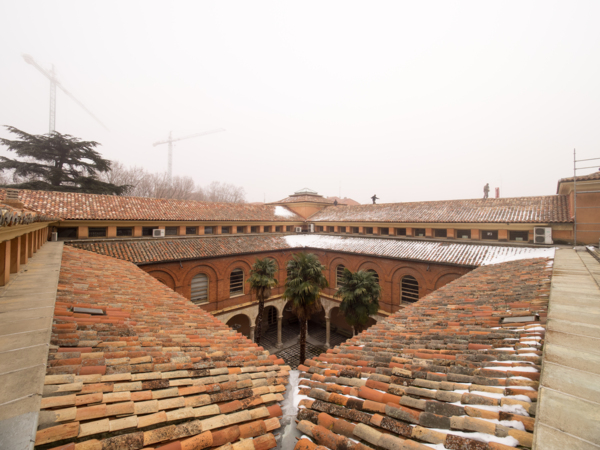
xmin=10 ymin=236 xmax=20 ymax=274
xmin=78 ymin=226 xmax=89 ymax=239
xmin=0 ymin=240 xmax=10 ymax=286
xmin=276 ymin=315 xmax=283 ymax=348
xmin=27 ymin=232 xmax=33 ymax=258
xmin=20 ymin=232 xmax=28 ymax=265
xmin=250 ymin=326 xmax=255 ymax=342
xmin=325 ymin=313 xmax=331 ymax=349
xmin=107 ymin=226 xmax=117 ymax=238
xmin=133 ymin=226 xmax=143 ymax=237
xmin=32 ymin=230 xmax=38 ymax=253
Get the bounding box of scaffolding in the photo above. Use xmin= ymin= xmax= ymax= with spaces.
xmin=573 ymin=149 xmax=600 ymax=245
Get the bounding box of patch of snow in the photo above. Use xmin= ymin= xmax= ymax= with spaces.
xmin=274 ymin=206 xmax=297 ymax=217
xmin=450 ymin=402 xmax=529 ymax=416
xmin=479 ymin=418 xmax=526 ymax=431
xmin=506 ymin=394 xmax=532 ymax=403
xmin=486 ymin=366 xmax=538 ymax=372
xmin=424 ymin=444 xmax=447 ymax=449
xmin=429 ymin=429 xmax=519 ymax=447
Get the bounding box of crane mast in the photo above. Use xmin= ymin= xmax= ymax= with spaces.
xmin=153 ymin=128 xmax=225 ymax=181
xmin=22 ymin=54 xmax=108 ymax=132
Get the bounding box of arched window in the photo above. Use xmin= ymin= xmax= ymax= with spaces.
xmin=191 ymin=273 xmax=209 ymax=305
xmin=336 ymin=265 xmax=346 ymax=288
xmin=230 ymin=269 xmax=244 ymax=297
xmin=401 ymin=276 xmax=419 ymax=303
xmin=367 ymin=269 xmax=379 ymax=284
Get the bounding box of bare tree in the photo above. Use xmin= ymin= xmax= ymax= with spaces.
xmin=98 ymin=162 xmax=246 ymax=203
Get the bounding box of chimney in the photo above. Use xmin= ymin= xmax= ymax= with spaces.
xmin=4 ymin=189 xmax=24 ymax=208
xmin=495 ymin=188 xmax=500 ymax=198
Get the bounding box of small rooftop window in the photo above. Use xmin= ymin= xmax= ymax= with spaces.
xmin=73 ymin=307 xmax=105 ymax=316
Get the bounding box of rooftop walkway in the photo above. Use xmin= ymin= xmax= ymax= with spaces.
xmin=533 ymin=248 xmax=600 ymax=449
xmin=0 ymin=242 xmax=63 ymax=450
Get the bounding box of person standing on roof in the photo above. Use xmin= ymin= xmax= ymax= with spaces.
xmin=483 ymin=183 xmax=490 ymax=199
xmin=371 ymin=194 xmax=379 ymax=204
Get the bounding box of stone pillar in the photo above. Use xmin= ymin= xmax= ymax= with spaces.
xmin=471 ymin=229 xmax=480 ymax=240
xmin=179 ymin=226 xmax=187 ymax=236
xmin=20 ymin=232 xmax=28 ymax=265
xmin=78 ymin=226 xmax=88 ymax=239
xmin=27 ymin=232 xmax=33 ymax=258
xmin=276 ymin=315 xmax=283 ymax=348
xmin=498 ymin=229 xmax=508 ymax=242
xmin=32 ymin=230 xmax=38 ymax=253
xmin=250 ymin=326 xmax=255 ymax=342
xmin=10 ymin=236 xmax=20 ymax=274
xmin=406 ymin=227 xmax=413 ymax=237
xmin=133 ymin=226 xmax=143 ymax=237
xmin=107 ymin=226 xmax=117 ymax=238
xmin=0 ymin=240 xmax=10 ymax=286
xmin=325 ymin=314 xmax=331 ymax=349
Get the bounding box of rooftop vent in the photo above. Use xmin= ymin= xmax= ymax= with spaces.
xmin=4 ymin=189 xmax=24 ymax=208
xmin=73 ymin=307 xmax=105 ymax=316
xmin=294 ymin=187 xmax=318 ymax=195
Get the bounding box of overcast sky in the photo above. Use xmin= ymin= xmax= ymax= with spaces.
xmin=1 ymin=1 xmax=599 ymax=204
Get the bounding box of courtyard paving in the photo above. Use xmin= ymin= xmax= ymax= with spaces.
xmin=260 ymin=320 xmax=349 ymax=369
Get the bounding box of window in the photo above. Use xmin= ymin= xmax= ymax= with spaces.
xmin=380 ymin=228 xmax=389 ymax=235
xmin=286 ymin=226 xmax=292 ymax=232
xmin=510 ymin=230 xmax=529 ymax=242
xmin=221 ymin=226 xmax=230 ymax=234
xmin=434 ymin=229 xmax=447 ymax=238
xmin=142 ymin=227 xmax=156 ymax=236
xmin=57 ymin=227 xmax=78 ymax=239
xmin=414 ymin=228 xmax=426 ymax=237
xmin=186 ymin=227 xmax=197 ymax=235
xmin=165 ymin=226 xmax=178 ymax=236
xmin=339 ymin=226 xmax=347 ymax=233
xmin=276 ymin=226 xmax=283 ymax=232
xmin=316 ymin=226 xmax=324 ymax=232
xmin=336 ymin=265 xmax=346 ymax=288
xmin=267 ymin=307 xmax=277 ymax=325
xmin=401 ymin=276 xmax=419 ymax=303
xmin=456 ymin=230 xmax=471 ymax=239
xmin=264 ymin=226 xmax=272 ymax=233
xmin=327 ymin=226 xmax=335 ymax=233
xmin=251 ymin=226 xmax=259 ymax=233
xmin=481 ymin=230 xmax=498 ymax=240
xmin=88 ymin=227 xmax=107 ymax=238
xmin=367 ymin=269 xmax=379 ymax=284
xmin=236 ymin=226 xmax=245 ymax=233
xmin=396 ymin=228 xmax=407 ymax=236
xmin=117 ymin=227 xmax=133 ymax=237
xmin=352 ymin=227 xmax=359 ymax=234
xmin=204 ymin=226 xmax=213 ymax=234
xmin=191 ymin=274 xmax=209 ymax=304
xmin=230 ymin=269 xmax=244 ymax=296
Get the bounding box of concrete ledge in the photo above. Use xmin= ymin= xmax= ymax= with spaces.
xmin=0 ymin=242 xmax=63 ymax=450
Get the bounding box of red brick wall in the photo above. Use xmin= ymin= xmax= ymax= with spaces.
xmin=139 ymin=249 xmax=472 ymax=314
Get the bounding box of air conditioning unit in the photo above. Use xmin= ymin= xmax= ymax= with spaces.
xmin=295 ymin=227 xmax=302 ymax=233
xmin=309 ymin=224 xmax=315 ymax=233
xmin=533 ymin=227 xmax=552 ymax=244
xmin=152 ymin=229 xmax=165 ymax=238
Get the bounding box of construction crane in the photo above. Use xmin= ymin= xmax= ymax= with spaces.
xmin=22 ymin=54 xmax=109 ymax=133
xmin=153 ymin=128 xmax=225 ymax=181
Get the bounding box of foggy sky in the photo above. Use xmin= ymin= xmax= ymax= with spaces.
xmin=1 ymin=1 xmax=599 ymax=204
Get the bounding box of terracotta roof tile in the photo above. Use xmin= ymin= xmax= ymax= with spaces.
xmin=309 ymin=195 xmax=570 ymax=223
xmin=294 ymin=257 xmax=553 ymax=449
xmin=5 ymin=189 xmax=302 ymax=222
xmin=36 ymin=246 xmax=287 ymax=449
xmin=68 ymin=234 xmax=555 ymax=267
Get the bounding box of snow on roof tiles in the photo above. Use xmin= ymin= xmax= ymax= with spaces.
xmin=69 ymin=234 xmax=555 ymax=267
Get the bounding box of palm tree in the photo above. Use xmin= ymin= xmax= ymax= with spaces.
xmin=247 ymin=258 xmax=278 ymax=346
xmin=336 ymin=269 xmax=381 ymax=335
xmin=283 ymin=253 xmax=328 ymax=365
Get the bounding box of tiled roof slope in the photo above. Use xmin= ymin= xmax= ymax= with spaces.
xmin=327 ymin=196 xmax=361 ymax=206
xmin=558 ymin=170 xmax=600 ymax=184
xmin=69 ymin=234 xmax=556 ymax=267
xmin=294 ymin=257 xmax=551 ymax=450
xmin=36 ymin=246 xmax=289 ymax=449
xmin=2 ymin=189 xmax=303 ymax=222
xmin=0 ymin=201 xmax=59 ymax=227
xmin=309 ymin=195 xmax=570 ymax=223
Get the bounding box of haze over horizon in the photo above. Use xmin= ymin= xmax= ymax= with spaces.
xmin=1 ymin=1 xmax=598 ymax=204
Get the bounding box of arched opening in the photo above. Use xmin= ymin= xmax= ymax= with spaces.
xmin=230 ymin=269 xmax=244 ymax=297
xmin=262 ymin=305 xmax=278 ymax=329
xmin=367 ymin=269 xmax=379 ymax=285
xmin=336 ymin=264 xmax=346 ymax=288
xmin=226 ymin=314 xmax=251 ymax=338
xmin=401 ymin=275 xmax=419 ymax=304
xmin=191 ymin=273 xmax=209 ymax=305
